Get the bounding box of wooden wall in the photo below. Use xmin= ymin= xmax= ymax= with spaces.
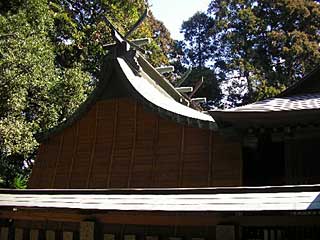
xmin=29 ymin=98 xmax=242 ymax=189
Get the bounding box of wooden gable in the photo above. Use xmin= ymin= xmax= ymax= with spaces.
xmin=29 ymin=47 xmax=242 ymax=189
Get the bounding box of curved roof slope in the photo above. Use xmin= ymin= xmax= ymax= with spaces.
xmin=38 ymin=45 xmax=215 ymax=141
xmin=116 ymin=56 xmax=214 ymax=126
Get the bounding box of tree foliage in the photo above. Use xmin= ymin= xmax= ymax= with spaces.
xmin=0 ymin=0 xmax=174 ymax=187
xmin=0 ymin=0 xmax=92 ymax=187
xmin=180 ymin=12 xmax=222 ymax=107
xmin=208 ymin=0 xmax=320 ymax=104
xmin=181 ymin=12 xmax=215 ymax=68
xmin=50 ymin=0 xmax=173 ymax=74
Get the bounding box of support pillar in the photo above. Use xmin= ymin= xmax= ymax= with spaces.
xmin=0 ymin=227 xmax=8 ymax=240
xmin=63 ymin=232 xmax=73 ymax=240
xmin=80 ymin=221 xmax=95 ymax=240
xmin=15 ymin=228 xmax=23 ymax=240
xmin=30 ymin=229 xmax=39 ymax=240
xmin=46 ymin=230 xmax=55 ymax=240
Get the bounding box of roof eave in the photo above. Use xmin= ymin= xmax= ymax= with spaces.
xmin=209 ymin=109 xmax=320 ymax=128
xmin=115 ymin=57 xmax=217 ymax=130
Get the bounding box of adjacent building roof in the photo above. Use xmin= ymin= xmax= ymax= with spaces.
xmin=280 ymin=66 xmax=320 ymax=97
xmin=0 ymin=185 xmax=319 ymax=212
xmin=210 ymin=94 xmax=320 ymax=127
xmin=217 ymin=94 xmax=320 ymax=113
xmin=210 ymin=66 xmax=320 ymax=128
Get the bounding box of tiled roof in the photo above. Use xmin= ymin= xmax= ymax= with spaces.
xmin=222 ymin=94 xmax=320 ymax=113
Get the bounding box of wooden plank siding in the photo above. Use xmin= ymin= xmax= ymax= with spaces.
xmin=29 ymin=97 xmax=242 ymax=189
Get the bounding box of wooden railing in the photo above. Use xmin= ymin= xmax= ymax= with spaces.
xmin=242 ymin=226 xmax=320 ymax=240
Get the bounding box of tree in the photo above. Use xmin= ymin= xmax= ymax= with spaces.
xmin=50 ymin=0 xmax=173 ymax=76
xmin=181 ymin=12 xmax=215 ymax=68
xmin=147 ymin=12 xmax=174 ymax=67
xmin=208 ymin=0 xmax=320 ymax=105
xmin=0 ymin=0 xmax=91 ymax=187
xmin=0 ymin=0 xmax=175 ymax=187
xmin=179 ymin=12 xmax=222 ymax=107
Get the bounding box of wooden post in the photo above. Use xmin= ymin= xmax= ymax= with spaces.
xmin=104 ymin=234 xmax=115 ymax=240
xmin=46 ymin=230 xmax=55 ymax=240
xmin=80 ymin=221 xmax=94 ymax=240
xmin=63 ymin=232 xmax=73 ymax=240
xmin=30 ymin=229 xmax=39 ymax=240
xmin=15 ymin=228 xmax=23 ymax=240
xmin=216 ymin=225 xmax=235 ymax=240
xmin=124 ymin=235 xmax=136 ymax=240
xmin=0 ymin=227 xmax=9 ymax=240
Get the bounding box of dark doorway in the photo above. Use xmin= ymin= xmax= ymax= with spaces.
xmin=242 ymin=134 xmax=285 ymax=186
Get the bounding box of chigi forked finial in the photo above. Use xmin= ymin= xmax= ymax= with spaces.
xmin=102 ymin=4 xmax=149 ymax=55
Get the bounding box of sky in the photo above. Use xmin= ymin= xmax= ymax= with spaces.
xmin=148 ymin=0 xmax=211 ymax=40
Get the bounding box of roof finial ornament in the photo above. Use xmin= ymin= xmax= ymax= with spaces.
xmin=124 ymin=8 xmax=149 ymax=39
xmin=102 ymin=4 xmax=149 ymax=56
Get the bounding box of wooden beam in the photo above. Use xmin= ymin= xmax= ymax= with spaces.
xmin=189 ymin=78 xmax=203 ymax=98
xmin=107 ymin=99 xmax=119 ymax=187
xmin=0 ymin=210 xmax=84 ymax=223
xmin=232 ymin=215 xmax=320 ymax=226
xmin=179 ymin=126 xmax=185 ymax=187
xmin=156 ymin=66 xmax=174 ymax=74
xmin=208 ymin=131 xmax=213 ymax=186
xmin=67 ymin=122 xmax=79 ymax=188
xmin=86 ymin=104 xmax=98 ymax=188
xmin=95 ymin=212 xmax=223 ymax=226
xmin=151 ymin=118 xmax=159 ymax=186
xmin=175 ymin=87 xmax=193 ymax=93
xmin=0 ymin=209 xmax=223 ymax=225
xmin=127 ymin=101 xmax=138 ymax=187
xmin=51 ymin=133 xmax=64 ymax=188
xmin=2 ymin=209 xmax=320 ymax=227
xmin=131 ymin=38 xmax=151 ymax=47
xmin=175 ymin=69 xmax=192 ymax=87
xmin=190 ymin=98 xmax=207 ymax=104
